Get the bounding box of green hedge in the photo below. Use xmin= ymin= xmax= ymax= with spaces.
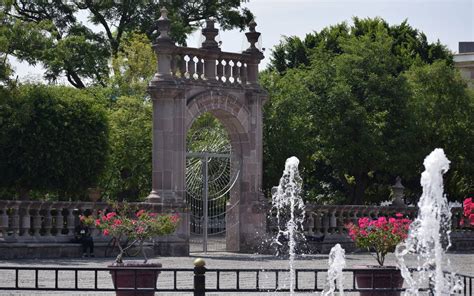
xmin=0 ymin=84 xmax=108 ymax=199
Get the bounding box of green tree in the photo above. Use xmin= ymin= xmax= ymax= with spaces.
xmin=0 ymin=0 xmax=253 ymax=87
xmin=262 ymin=18 xmax=465 ymax=204
xmin=99 ymin=96 xmax=152 ymax=201
xmin=0 ymin=84 xmax=108 ymax=199
xmin=111 ymin=32 xmax=156 ymax=97
xmin=269 ymin=18 xmax=451 ymax=75
xmin=403 ymin=61 xmax=474 ymax=201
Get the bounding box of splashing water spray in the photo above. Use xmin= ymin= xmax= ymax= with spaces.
xmin=322 ymin=244 xmax=346 ymax=296
xmin=395 ymin=148 xmax=463 ymax=295
xmin=272 ymin=156 xmax=305 ymax=295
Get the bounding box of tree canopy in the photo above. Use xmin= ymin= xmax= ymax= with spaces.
xmin=0 ymin=0 xmax=253 ymax=88
xmin=262 ymin=18 xmax=473 ymax=204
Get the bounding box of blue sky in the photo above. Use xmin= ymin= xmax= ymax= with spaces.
xmin=11 ymin=0 xmax=474 ymax=81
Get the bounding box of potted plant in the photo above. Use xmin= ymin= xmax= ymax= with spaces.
xmin=94 ymin=205 xmax=179 ymax=296
xmin=345 ymin=214 xmax=412 ymax=296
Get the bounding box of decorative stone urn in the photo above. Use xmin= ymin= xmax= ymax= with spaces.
xmin=87 ymin=187 xmax=101 ymax=203
xmin=108 ymin=262 xmax=162 ymax=296
xmin=353 ymin=266 xmax=404 ymax=296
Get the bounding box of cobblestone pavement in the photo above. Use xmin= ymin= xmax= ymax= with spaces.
xmin=0 ymin=252 xmax=472 ymax=295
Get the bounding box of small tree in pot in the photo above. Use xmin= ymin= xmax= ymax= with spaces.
xmin=94 ymin=205 xmax=179 ymax=296
xmin=346 ymin=214 xmax=412 ymax=295
xmin=95 ymin=208 xmax=179 ymax=264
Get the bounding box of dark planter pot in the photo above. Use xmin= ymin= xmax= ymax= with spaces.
xmin=108 ymin=262 xmax=162 ymax=296
xmin=353 ymin=266 xmax=404 ymax=296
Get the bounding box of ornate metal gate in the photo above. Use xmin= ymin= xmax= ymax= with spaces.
xmin=185 ymin=119 xmax=240 ymax=252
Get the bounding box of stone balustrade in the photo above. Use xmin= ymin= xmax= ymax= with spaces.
xmin=0 ymin=200 xmax=173 ymax=243
xmin=269 ymin=204 xmax=469 ymax=236
xmin=169 ymin=48 xmax=251 ymax=85
xmin=151 ymin=8 xmax=263 ymax=88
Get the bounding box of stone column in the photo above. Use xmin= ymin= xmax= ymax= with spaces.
xmin=146 ymin=88 xmax=186 ymax=205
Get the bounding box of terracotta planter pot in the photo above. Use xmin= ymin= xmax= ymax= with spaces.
xmin=108 ymin=262 xmax=162 ymax=296
xmin=353 ymin=266 xmax=404 ymax=296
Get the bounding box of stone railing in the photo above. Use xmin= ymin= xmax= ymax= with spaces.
xmin=151 ymin=9 xmax=264 ymax=87
xmin=268 ymin=204 xmax=469 ymax=237
xmin=0 ymin=200 xmax=173 ymax=243
xmin=302 ymin=204 xmax=468 ymax=236
xmin=169 ymin=48 xmax=252 ymax=85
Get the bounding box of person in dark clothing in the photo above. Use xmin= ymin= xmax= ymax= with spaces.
xmin=75 ymin=221 xmax=95 ymax=258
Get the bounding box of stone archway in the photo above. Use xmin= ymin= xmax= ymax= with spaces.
xmin=146 ymin=8 xmax=268 ymax=255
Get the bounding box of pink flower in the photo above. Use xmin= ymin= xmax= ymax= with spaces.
xmin=395 ymin=213 xmax=403 ymax=218
xmin=103 ymin=229 xmax=110 ymax=236
xmin=171 ymin=214 xmax=179 ymax=223
xmin=114 ymin=219 xmax=122 ymax=226
xmin=149 ymin=213 xmax=157 ymax=217
xmin=95 ymin=219 xmax=101 ymax=226
xmin=136 ymin=209 xmax=145 ymax=217
xmin=358 ymin=217 xmax=370 ymax=228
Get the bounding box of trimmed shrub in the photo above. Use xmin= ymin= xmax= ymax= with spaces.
xmin=0 ymin=84 xmax=108 ymax=199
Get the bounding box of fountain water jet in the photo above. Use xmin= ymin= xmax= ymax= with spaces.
xmin=272 ymin=156 xmax=305 ymax=294
xmin=395 ymin=148 xmax=463 ymax=295
xmin=322 ymin=244 xmax=346 ymax=296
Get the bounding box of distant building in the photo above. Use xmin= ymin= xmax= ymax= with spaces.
xmin=454 ymin=42 xmax=474 ymax=88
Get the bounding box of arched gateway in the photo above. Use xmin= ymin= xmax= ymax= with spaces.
xmin=147 ymin=8 xmax=268 ymax=255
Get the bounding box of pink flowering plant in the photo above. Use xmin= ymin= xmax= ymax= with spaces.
xmin=346 ymin=214 xmax=412 ymax=266
xmin=460 ymin=197 xmax=474 ymax=227
xmin=95 ymin=205 xmax=179 ymax=264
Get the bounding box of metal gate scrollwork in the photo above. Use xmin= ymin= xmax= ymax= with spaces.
xmin=185 ymin=122 xmax=240 ymax=252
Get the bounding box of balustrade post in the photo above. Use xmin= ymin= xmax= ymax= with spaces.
xmin=0 ymin=208 xmax=8 ymax=238
xmin=244 ymin=20 xmax=264 ymax=86
xmin=55 ymin=207 xmax=65 ymax=236
xmin=306 ymin=212 xmax=314 ymax=236
xmin=43 ymin=206 xmax=53 ymax=238
xmin=200 ymin=19 xmax=220 ymax=81
xmin=322 ymin=211 xmax=329 ymax=235
xmin=10 ymin=206 xmax=20 ymax=239
xmin=352 ymin=208 xmax=359 ymax=224
xmin=337 ymin=209 xmax=344 ymax=234
xmin=330 ymin=210 xmax=337 ymax=234
xmin=32 ymin=209 xmax=42 ymax=238
xmin=66 ymin=207 xmax=76 ymax=237
xmin=314 ymin=210 xmax=322 ymax=236
xmin=20 ymin=207 xmax=31 ymax=238
xmin=151 ymin=8 xmax=176 ymax=82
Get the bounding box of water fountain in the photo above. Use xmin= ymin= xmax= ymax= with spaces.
xmin=322 ymin=243 xmax=346 ymax=296
xmin=272 ymin=156 xmax=305 ymax=294
xmin=395 ymin=148 xmax=463 ymax=295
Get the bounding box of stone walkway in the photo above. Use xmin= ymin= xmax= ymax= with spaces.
xmin=0 ymin=252 xmax=472 ymax=295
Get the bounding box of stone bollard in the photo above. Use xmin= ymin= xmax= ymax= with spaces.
xmin=193 ymin=258 xmax=206 ymax=296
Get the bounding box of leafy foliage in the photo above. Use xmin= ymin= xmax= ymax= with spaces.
xmin=99 ymin=96 xmax=152 ymax=202
xmin=346 ymin=214 xmax=412 ymax=266
xmin=93 ymin=205 xmax=179 ymax=263
xmin=0 ymin=0 xmax=253 ymax=87
xmin=262 ymin=18 xmax=471 ymax=204
xmin=0 ymin=84 xmax=108 ymax=198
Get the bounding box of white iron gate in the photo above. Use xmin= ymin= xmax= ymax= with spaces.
xmin=185 ymin=152 xmax=239 ymax=252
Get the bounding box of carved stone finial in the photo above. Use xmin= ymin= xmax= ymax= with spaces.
xmin=244 ymin=19 xmax=262 ymax=55
xmin=391 ymin=176 xmax=406 ymax=207
xmin=159 ymin=7 xmax=168 ymax=20
xmin=156 ymin=7 xmax=172 ymax=45
xmin=200 ymin=19 xmax=220 ymax=50
xmin=248 ymin=19 xmax=257 ymax=32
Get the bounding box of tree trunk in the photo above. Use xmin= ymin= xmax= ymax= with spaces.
xmin=352 ymin=172 xmax=368 ymax=205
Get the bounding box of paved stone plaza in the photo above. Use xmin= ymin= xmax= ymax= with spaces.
xmin=0 ymin=252 xmax=472 ymax=295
